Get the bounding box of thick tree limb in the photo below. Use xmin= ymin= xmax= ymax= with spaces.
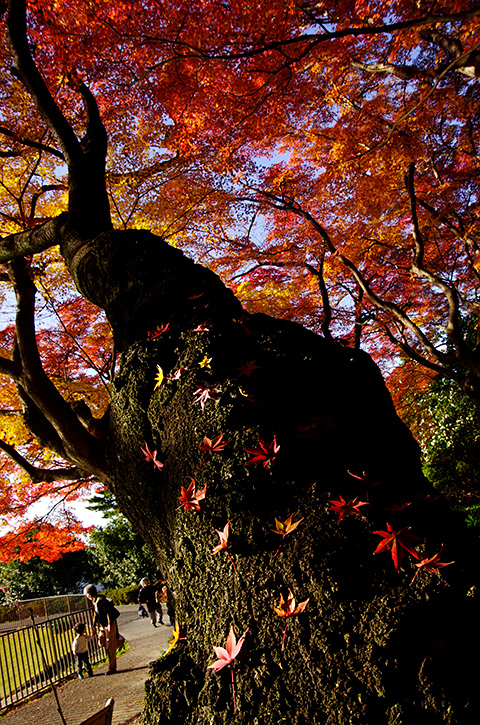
xmin=0 ymin=438 xmax=87 ymax=483
xmin=305 ymin=259 xmax=332 ymax=339
xmin=350 ymin=60 xmax=421 ymax=79
xmin=7 ymin=0 xmax=111 ymax=237
xmin=7 ymin=257 xmax=111 ymax=481
xmin=0 ymin=355 xmax=20 ymax=380
xmin=0 ymin=213 xmax=68 ymax=263
xmin=383 ymin=324 xmax=461 ymax=382
xmin=7 ymin=0 xmax=81 ymax=166
xmin=127 ymin=8 xmax=480 ymax=64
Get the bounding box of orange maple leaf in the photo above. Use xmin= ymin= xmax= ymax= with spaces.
xmin=271 ymin=513 xmax=303 ymax=555
xmin=177 ymin=477 xmax=206 ymax=511
xmin=274 ymin=589 xmax=310 ymax=618
xmin=274 ymin=588 xmax=310 ymax=651
xmin=411 ymin=546 xmax=454 ymax=583
xmin=272 ymin=513 xmax=303 ymax=537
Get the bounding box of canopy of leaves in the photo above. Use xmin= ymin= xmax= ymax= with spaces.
xmin=0 ymin=0 xmax=479 ymax=558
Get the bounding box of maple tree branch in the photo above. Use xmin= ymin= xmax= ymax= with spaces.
xmin=0 ymin=355 xmax=20 ymax=380
xmin=0 ymin=125 xmax=65 ymax=159
xmin=37 ymin=280 xmax=113 ymax=401
xmin=305 ymin=259 xmax=332 ymax=339
xmin=29 ymin=185 xmax=66 ymax=220
xmin=115 ymin=8 xmax=480 ymax=64
xmin=7 ymin=257 xmax=111 ymax=481
xmin=365 ymin=39 xmax=480 ymax=154
xmin=6 ymin=0 xmax=82 ymax=167
xmin=405 ymin=164 xmax=479 ymax=374
xmin=0 ymin=213 xmax=68 ymax=263
xmin=7 ymin=0 xmax=112 ymax=237
xmin=247 ymin=187 xmax=454 ymax=368
xmin=417 ymin=196 xmax=480 ymax=287
xmin=0 ymin=438 xmax=87 ymax=483
xmin=383 ymin=325 xmax=461 ymax=382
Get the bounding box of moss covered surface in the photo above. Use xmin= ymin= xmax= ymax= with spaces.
xmin=91 ymin=231 xmax=480 ymax=723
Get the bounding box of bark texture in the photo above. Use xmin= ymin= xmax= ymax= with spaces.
xmin=75 ymin=229 xmax=480 ymax=725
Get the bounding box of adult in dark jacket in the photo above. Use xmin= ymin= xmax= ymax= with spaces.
xmin=138 ymin=577 xmax=159 ymax=627
xmin=83 ymin=584 xmax=120 ymax=674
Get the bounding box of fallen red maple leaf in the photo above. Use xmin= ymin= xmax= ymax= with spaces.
xmin=348 ymin=470 xmax=381 ymax=489
xmin=207 ymin=626 xmax=248 ymax=712
xmin=328 ymin=496 xmax=368 ymax=521
xmin=177 ymin=477 xmax=206 ymax=511
xmin=147 ymin=323 xmax=170 ymax=339
xmin=198 ymin=433 xmax=230 ymax=454
xmin=193 ymin=322 xmax=209 ymax=332
xmin=167 ymin=368 xmax=185 ymax=381
xmin=411 ymin=546 xmax=454 ymax=583
xmin=207 ymin=625 xmax=247 ymax=672
xmin=387 ymin=502 xmax=413 ymax=511
xmin=193 ymin=385 xmax=221 ymax=410
xmin=372 ymin=523 xmax=421 ymax=571
xmin=140 ymin=443 xmax=164 ymax=471
xmin=244 ymin=437 xmax=280 ymax=467
xmin=212 ymin=522 xmax=229 ymax=553
xmin=274 ymin=589 xmax=310 ymax=650
xmin=237 ymin=360 xmax=260 ymax=377
xmin=211 ymin=522 xmax=238 ymax=574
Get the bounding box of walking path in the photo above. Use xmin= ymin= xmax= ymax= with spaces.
xmin=0 ymin=605 xmax=172 ymax=725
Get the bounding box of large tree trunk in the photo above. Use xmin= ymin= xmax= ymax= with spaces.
xmin=73 ymin=229 xmax=479 ymax=724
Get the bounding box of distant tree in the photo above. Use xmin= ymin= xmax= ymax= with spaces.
xmin=87 ymin=515 xmax=156 ymax=590
xmin=0 ymin=549 xmax=96 ymax=602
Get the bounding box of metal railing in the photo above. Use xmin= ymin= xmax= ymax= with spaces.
xmin=0 ymin=607 xmax=105 ymax=709
xmin=0 ymin=595 xmax=87 ymax=632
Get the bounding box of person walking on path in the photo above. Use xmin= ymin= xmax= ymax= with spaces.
xmin=138 ymin=578 xmax=160 ymax=628
xmin=83 ymin=584 xmax=120 ymax=675
xmin=71 ymin=622 xmax=95 ymax=679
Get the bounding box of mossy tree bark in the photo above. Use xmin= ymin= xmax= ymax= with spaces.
xmin=75 ymin=229 xmax=478 ymax=725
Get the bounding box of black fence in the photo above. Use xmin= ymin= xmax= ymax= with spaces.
xmin=0 ymin=595 xmax=87 ymax=632
xmin=0 ymin=606 xmax=104 ymax=709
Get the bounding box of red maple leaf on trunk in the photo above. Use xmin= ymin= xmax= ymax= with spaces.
xmin=198 ymin=433 xmax=230 ymax=454
xmin=328 ymin=496 xmax=368 ymax=521
xmin=372 ymin=523 xmax=421 ymax=571
xmin=411 ymin=546 xmax=454 ymax=583
xmin=244 ymin=437 xmax=280 ymax=467
xmin=177 ymin=477 xmax=206 ymax=511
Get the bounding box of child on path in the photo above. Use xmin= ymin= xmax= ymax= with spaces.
xmin=72 ymin=622 xmax=95 ymax=679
